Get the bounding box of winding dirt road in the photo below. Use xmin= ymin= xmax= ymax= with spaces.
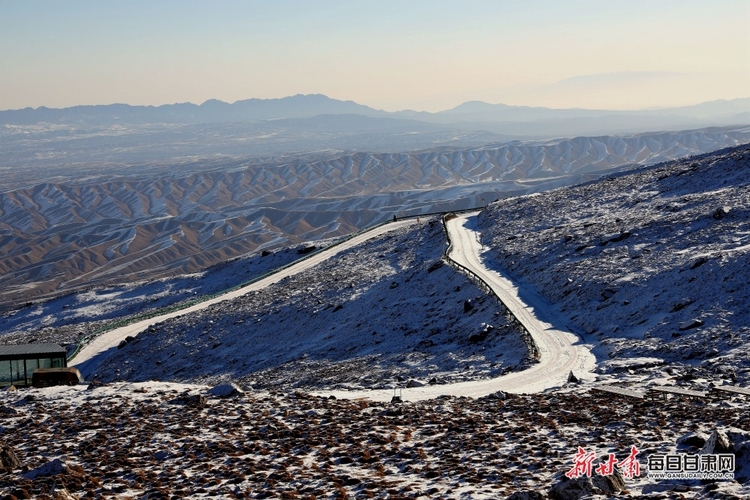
xmin=74 ymin=213 xmax=595 ymax=399
xmin=320 ymin=212 xmax=596 ymax=401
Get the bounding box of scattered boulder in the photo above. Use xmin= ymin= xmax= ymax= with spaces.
xmin=51 ymin=485 xmax=78 ymax=500
xmin=85 ymin=380 xmax=106 ymax=391
xmin=0 ymin=444 xmax=22 ymax=471
xmin=507 ymin=491 xmax=544 ymax=500
xmin=671 ymin=298 xmax=694 ymax=312
xmin=207 ymin=382 xmax=244 ymax=398
xmin=700 ymin=428 xmax=732 ymax=455
xmin=486 ymin=390 xmax=507 ymax=400
xmin=4 ymin=385 xmax=17 ymax=392
xmin=679 ymin=319 xmax=704 ymax=331
xmin=170 ymin=392 xmax=207 ymax=408
xmin=567 ymin=371 xmax=580 ymax=384
xmin=297 ymin=245 xmax=317 ymax=255
xmin=690 ymin=256 xmax=708 ymax=269
xmin=22 ymin=457 xmax=85 ymax=480
xmin=712 ymin=207 xmax=728 ymax=220
xmin=599 ymin=231 xmax=631 ymax=246
xmin=549 ymin=467 xmax=625 ymax=500
xmin=469 ymin=323 xmax=494 ymax=342
xmin=406 ymin=379 xmax=424 ymax=388
xmin=261 ymin=249 xmax=272 ymax=257
xmin=463 ymin=299 xmax=475 ymax=313
xmin=117 ymin=336 xmax=137 ymax=349
xmin=427 ymin=260 xmax=444 ymax=273
xmin=677 ymin=431 xmax=708 ymax=449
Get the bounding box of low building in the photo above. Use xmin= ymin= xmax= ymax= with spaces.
xmin=0 ymin=344 xmax=68 ymax=387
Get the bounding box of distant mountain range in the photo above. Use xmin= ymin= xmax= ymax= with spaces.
xmin=1 ymin=94 xmax=749 ymax=311
xmin=2 ymin=95 xmax=749 ymax=137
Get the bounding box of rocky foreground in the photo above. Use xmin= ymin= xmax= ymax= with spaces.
xmin=1 ymin=382 xmax=748 ymax=499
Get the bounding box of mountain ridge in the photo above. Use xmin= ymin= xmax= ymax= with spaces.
xmin=2 ymin=94 xmax=749 ymax=126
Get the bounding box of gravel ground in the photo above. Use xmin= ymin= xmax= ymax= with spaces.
xmin=0 ymin=382 xmax=748 ymax=499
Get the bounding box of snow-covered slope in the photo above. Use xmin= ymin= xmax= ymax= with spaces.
xmin=89 ymin=219 xmax=530 ymax=390
xmin=0 ymin=244 xmax=312 ymax=346
xmin=477 ymin=144 xmax=750 ymax=385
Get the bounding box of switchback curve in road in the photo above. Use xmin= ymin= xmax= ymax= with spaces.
xmin=318 ymin=212 xmax=596 ymax=402
xmin=72 ymin=219 xmax=418 ymax=378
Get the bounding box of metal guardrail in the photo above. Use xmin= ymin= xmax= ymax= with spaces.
xmin=68 ymin=218 xmax=395 ymax=361
xmin=67 ymin=205 xmax=492 ymax=362
xmin=440 ymin=213 xmax=540 ymax=360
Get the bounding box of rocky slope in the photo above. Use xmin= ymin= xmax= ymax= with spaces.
xmin=477 ymin=143 xmax=750 ymax=385
xmin=0 ymin=382 xmax=748 ymax=499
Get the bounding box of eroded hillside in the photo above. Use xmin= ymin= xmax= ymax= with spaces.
xmin=2 ymin=127 xmax=748 ymax=312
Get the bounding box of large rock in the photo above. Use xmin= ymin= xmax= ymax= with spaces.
xmin=0 ymin=444 xmax=22 ymax=470
xmin=22 ymin=457 xmax=85 ymax=480
xmin=427 ymin=260 xmax=444 ymax=273
xmin=170 ymin=392 xmax=207 ymax=408
xmin=506 ymin=492 xmax=544 ymax=500
xmin=701 ymin=428 xmax=732 ymax=454
xmin=712 ymin=206 xmax=729 ymax=220
xmin=207 ymin=382 xmax=244 ymax=398
xmin=599 ymin=231 xmax=631 ymax=246
xmin=469 ymin=323 xmax=494 ymax=342
xmin=677 ymin=431 xmax=708 ymax=449
xmin=678 ymin=318 xmax=704 ymax=331
xmin=549 ymin=467 xmax=626 ymax=500
xmin=726 ymin=428 xmax=750 ymax=485
xmin=0 ymin=405 xmax=18 ymax=416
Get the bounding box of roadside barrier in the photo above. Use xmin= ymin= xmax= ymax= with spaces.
xmin=441 ymin=213 xmax=540 ymax=360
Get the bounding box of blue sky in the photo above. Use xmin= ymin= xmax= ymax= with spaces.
xmin=2 ymin=0 xmax=748 ymax=111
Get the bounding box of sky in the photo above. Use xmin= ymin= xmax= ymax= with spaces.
xmin=1 ymin=0 xmax=749 ymax=112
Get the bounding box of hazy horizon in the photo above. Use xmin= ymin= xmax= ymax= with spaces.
xmin=2 ymin=1 xmax=748 ymax=113
xmin=2 ymin=93 xmax=750 ymax=115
